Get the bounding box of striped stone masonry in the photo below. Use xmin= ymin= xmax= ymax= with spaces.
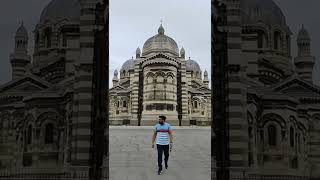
xmin=180 ymin=59 xmax=190 ymax=125
xmin=71 ymin=0 xmax=98 ymax=167
xmin=225 ymin=0 xmax=249 ymax=176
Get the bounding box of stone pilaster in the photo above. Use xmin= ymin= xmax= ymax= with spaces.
xmin=225 ymin=0 xmax=249 ymax=177
xmin=130 ymin=60 xmax=141 ymax=125
xmin=180 ymin=59 xmax=189 ymax=125
xmin=70 ymin=0 xmax=98 ymax=167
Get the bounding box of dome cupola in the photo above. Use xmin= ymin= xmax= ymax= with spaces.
xmin=15 ymin=22 xmax=28 ymax=38
xmin=136 ymin=47 xmax=141 ymax=58
xmin=39 ymin=0 xmax=81 ymax=24
xmin=297 ymin=24 xmax=310 ymax=42
xmin=142 ymin=24 xmax=179 ymax=57
xmin=242 ymin=0 xmax=290 ymax=32
xmin=186 ymin=57 xmax=202 ymax=78
xmin=121 ymin=58 xmax=135 ymax=72
xmin=180 ymin=47 xmax=185 ymax=58
xmin=158 ymin=24 xmax=165 ymax=35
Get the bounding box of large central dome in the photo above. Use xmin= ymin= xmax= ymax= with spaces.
xmin=242 ymin=0 xmax=288 ymax=29
xmin=39 ymin=0 xmax=81 ymax=24
xmin=142 ymin=24 xmax=179 ymax=57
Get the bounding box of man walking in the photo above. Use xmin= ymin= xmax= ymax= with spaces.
xmin=152 ymin=115 xmax=173 ymax=175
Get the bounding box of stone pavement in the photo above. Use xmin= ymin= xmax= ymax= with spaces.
xmin=109 ymin=126 xmax=211 ymax=180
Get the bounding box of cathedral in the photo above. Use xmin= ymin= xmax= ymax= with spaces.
xmin=109 ymin=25 xmax=211 ymax=126
xmin=0 ymin=0 xmax=106 ymax=174
xmin=1 ymin=0 xmax=320 ymax=178
xmin=213 ymin=0 xmax=320 ymax=177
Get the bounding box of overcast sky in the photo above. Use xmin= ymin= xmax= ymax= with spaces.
xmin=0 ymin=0 xmax=319 ymax=86
xmin=109 ymin=0 xmax=211 ymax=86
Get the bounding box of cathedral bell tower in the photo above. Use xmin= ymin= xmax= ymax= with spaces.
xmin=112 ymin=70 xmax=119 ymax=87
xmin=9 ymin=22 xmax=31 ymax=80
xmin=203 ymin=70 xmax=209 ymax=87
xmin=294 ymin=25 xmax=315 ymax=83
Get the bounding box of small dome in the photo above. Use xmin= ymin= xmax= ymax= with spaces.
xmin=186 ymin=58 xmax=201 ymax=73
xmin=297 ymin=25 xmax=310 ymax=42
xmin=203 ymin=70 xmax=209 ymax=81
xmin=242 ymin=0 xmax=289 ymax=30
xmin=121 ymin=58 xmax=135 ymax=71
xmin=142 ymin=24 xmax=179 ymax=56
xmin=180 ymin=47 xmax=185 ymax=54
xmin=15 ymin=23 xmax=28 ymax=38
xmin=136 ymin=47 xmax=141 ymax=54
xmin=113 ymin=70 xmax=119 ymax=81
xmin=39 ymin=0 xmax=80 ymax=24
xmin=114 ymin=69 xmax=118 ymax=76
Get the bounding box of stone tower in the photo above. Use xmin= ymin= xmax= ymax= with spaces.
xmin=112 ymin=69 xmax=119 ymax=87
xmin=203 ymin=70 xmax=209 ymax=87
xmin=294 ymin=25 xmax=315 ymax=83
xmin=9 ymin=23 xmax=31 ymax=80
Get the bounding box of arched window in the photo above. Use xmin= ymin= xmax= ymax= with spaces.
xmin=147 ymin=76 xmax=153 ymax=84
xmin=27 ymin=125 xmax=32 ymax=145
xmin=290 ymin=126 xmax=294 ymax=147
xmin=167 ymin=76 xmax=173 ymax=84
xmin=35 ymin=33 xmax=40 ymax=50
xmin=297 ymin=133 xmax=301 ymax=152
xmin=44 ymin=28 xmax=52 ymax=48
xmin=257 ymin=30 xmax=265 ymax=48
xmin=157 ymin=75 xmax=164 ymax=83
xmin=248 ymin=126 xmax=253 ymax=138
xmin=45 ymin=123 xmax=54 ymax=144
xmin=62 ymin=33 xmax=67 ymax=47
xmin=194 ymin=101 xmax=198 ymax=109
xmin=268 ymin=124 xmax=277 ymax=146
xmin=123 ymin=100 xmax=127 ymax=107
xmin=286 ymin=35 xmax=290 ymax=55
xmin=117 ymin=101 xmax=120 ymax=108
xmin=274 ymin=31 xmax=280 ymax=50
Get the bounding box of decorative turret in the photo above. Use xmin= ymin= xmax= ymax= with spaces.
xmin=10 ymin=22 xmax=31 ymax=80
xmin=294 ymin=25 xmax=315 ymax=83
xmin=136 ymin=47 xmax=141 ymax=58
xmin=180 ymin=47 xmax=185 ymax=59
xmin=297 ymin=24 xmax=311 ymax=57
xmin=158 ymin=23 xmax=165 ymax=35
xmin=203 ymin=70 xmax=209 ymax=87
xmin=112 ymin=69 xmax=119 ymax=87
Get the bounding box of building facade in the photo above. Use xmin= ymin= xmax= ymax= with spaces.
xmin=213 ymin=0 xmax=320 ymax=177
xmin=0 ymin=0 xmax=105 ymax=173
xmin=109 ymin=25 xmax=211 ymax=126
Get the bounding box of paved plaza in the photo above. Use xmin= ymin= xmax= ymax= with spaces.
xmin=109 ymin=126 xmax=211 ymax=180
